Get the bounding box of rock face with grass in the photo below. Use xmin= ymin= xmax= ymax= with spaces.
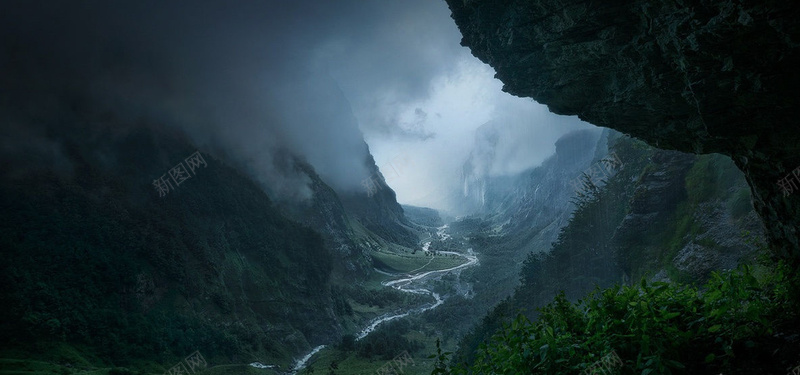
xmin=338 ymin=145 xmax=418 ymax=249
xmin=454 ymin=135 xmax=771 ymax=369
xmin=445 ymin=0 xmax=800 ymax=264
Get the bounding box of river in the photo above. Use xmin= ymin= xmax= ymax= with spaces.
xmin=255 ymin=225 xmax=478 ymax=374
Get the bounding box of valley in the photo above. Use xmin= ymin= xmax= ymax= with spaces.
xmin=281 ymin=224 xmax=478 ymax=375
xmin=2 ymin=1 xmax=799 ymax=374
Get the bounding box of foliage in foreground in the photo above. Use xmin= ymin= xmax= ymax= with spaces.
xmin=432 ymin=263 xmax=797 ymax=374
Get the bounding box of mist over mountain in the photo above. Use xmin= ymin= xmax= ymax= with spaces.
xmin=455 ymin=128 xmax=602 ymax=216
xmin=2 ymin=1 xmax=799 ymax=374
xmin=0 ymin=0 xmax=463 ymax=200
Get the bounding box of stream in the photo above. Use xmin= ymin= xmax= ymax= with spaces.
xmin=255 ymin=225 xmax=479 ymax=374
xmin=355 ymin=248 xmax=478 ymax=340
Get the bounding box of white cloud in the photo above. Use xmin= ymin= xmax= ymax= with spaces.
xmin=359 ymin=57 xmax=594 ymax=211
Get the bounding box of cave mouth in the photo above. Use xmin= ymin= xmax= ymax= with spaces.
xmin=444 ymin=0 xmax=800 ymax=270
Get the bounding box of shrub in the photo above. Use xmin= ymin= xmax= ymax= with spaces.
xmin=434 ymin=263 xmax=795 ymax=374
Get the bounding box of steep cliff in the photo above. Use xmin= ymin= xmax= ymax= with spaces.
xmin=278 ymin=146 xmax=418 ymax=277
xmin=446 ymin=0 xmax=800 ymax=264
xmin=453 ymin=135 xmax=774 ymax=371
xmin=337 ymin=143 xmax=418 ymax=249
xmin=273 ymin=153 xmax=374 ymax=278
xmin=486 ymin=129 xmax=603 ymax=239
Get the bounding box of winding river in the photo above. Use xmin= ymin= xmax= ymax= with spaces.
xmin=257 ymin=225 xmax=479 ymax=374
xmin=355 ymin=248 xmax=478 ymax=340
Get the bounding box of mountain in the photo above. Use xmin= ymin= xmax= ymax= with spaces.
xmin=451 ymin=134 xmax=776 ymax=370
xmin=0 ymin=120 xmax=341 ymax=368
xmin=271 ymin=152 xmax=373 ymax=278
xmin=0 ymin=86 xmax=419 ymax=372
xmin=274 ymin=144 xmax=418 ymax=279
xmin=445 ymin=0 xmax=800 ymax=275
xmin=269 ymin=71 xmax=418 ymax=263
xmin=402 ymin=205 xmax=443 ymax=228
xmin=458 ymin=122 xmax=501 ymax=214
xmin=337 ymin=143 xmax=418 ymax=249
xmin=483 ymin=129 xmax=603 ymax=236
xmin=411 ymin=129 xmax=611 ymax=348
xmin=457 ymin=128 xmax=605 ymax=257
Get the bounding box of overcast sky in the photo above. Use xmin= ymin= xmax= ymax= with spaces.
xmin=1 ymin=0 xmax=594 ymax=211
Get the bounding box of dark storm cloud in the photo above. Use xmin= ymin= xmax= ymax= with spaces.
xmin=0 ymin=0 xmax=462 ymax=194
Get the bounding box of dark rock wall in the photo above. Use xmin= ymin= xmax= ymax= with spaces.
xmin=446 ymin=0 xmax=800 ymax=263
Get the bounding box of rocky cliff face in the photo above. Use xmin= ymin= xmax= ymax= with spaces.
xmin=272 ymin=153 xmax=373 ymax=278
xmin=459 ymin=122 xmax=501 ymax=214
xmin=337 ymin=142 xmax=417 ymax=248
xmin=486 ymin=129 xmax=603 ymax=245
xmin=454 ymin=133 xmax=769 ymax=366
xmin=459 ymin=127 xmax=603 ymax=217
xmin=265 ymin=143 xmax=420 ymax=279
xmin=446 ymin=0 xmax=800 ymax=264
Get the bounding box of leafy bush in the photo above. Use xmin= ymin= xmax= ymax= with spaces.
xmin=434 ymin=263 xmax=796 ymax=374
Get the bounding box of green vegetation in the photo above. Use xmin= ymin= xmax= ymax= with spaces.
xmin=370 ymin=250 xmax=466 ymax=275
xmin=351 ymin=320 xmax=424 ymax=360
xmin=444 ymin=135 xmax=791 ymax=374
xmin=433 ymin=262 xmax=798 ymax=374
xmin=291 ymin=315 xmax=449 ymax=375
xmin=0 ymin=126 xmax=335 ymax=369
xmin=0 ymin=123 xmax=783 ymax=375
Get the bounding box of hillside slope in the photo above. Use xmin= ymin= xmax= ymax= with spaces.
xmin=452 ymin=134 xmax=772 ymax=369
xmin=0 ymin=121 xmax=339 ymax=369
